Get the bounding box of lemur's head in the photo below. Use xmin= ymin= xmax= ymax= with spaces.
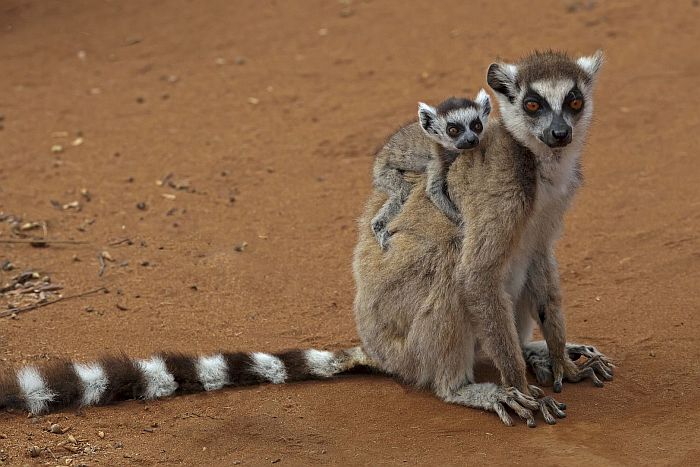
xmin=487 ymin=50 xmax=603 ymax=154
xmin=417 ymin=89 xmax=491 ymax=152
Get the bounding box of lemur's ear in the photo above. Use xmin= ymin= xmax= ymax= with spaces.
xmin=486 ymin=62 xmax=518 ymax=102
xmin=418 ymin=102 xmax=438 ymax=134
xmin=474 ymin=88 xmax=491 ymax=117
xmin=577 ymin=49 xmax=604 ymax=83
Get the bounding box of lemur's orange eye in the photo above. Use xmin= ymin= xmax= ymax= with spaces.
xmin=525 ymin=101 xmax=540 ymax=112
xmin=569 ymin=98 xmax=583 ymax=110
xmin=447 ymin=125 xmax=461 ymax=137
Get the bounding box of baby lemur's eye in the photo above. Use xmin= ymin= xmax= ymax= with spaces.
xmin=470 ymin=119 xmax=483 ymax=134
xmin=446 ymin=125 xmax=462 ymax=137
xmin=524 ymin=100 xmax=540 ymax=113
xmin=569 ymin=98 xmax=583 ymax=111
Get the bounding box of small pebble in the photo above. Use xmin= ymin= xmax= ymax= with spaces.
xmin=136 ymin=202 xmax=147 ymax=210
xmin=234 ymin=242 xmax=248 ymax=252
xmin=98 ymin=431 xmax=105 ymax=439
xmin=51 ymin=144 xmax=64 ymax=154
xmin=49 ymin=423 xmax=62 ymax=434
xmin=248 ymin=97 xmax=259 ymax=105
xmin=28 ymin=445 xmax=41 ymax=457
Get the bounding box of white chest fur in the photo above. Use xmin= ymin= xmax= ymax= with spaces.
xmin=504 ymin=150 xmax=580 ymax=300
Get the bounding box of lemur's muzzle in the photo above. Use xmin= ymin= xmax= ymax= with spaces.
xmin=542 ymin=114 xmax=572 ymax=148
xmin=456 ymin=134 xmax=479 ymax=150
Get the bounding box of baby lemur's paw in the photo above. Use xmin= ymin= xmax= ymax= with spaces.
xmin=524 ymin=341 xmax=614 ymax=393
xmin=371 ymin=217 xmax=385 ymax=235
xmin=377 ymin=230 xmax=392 ymax=251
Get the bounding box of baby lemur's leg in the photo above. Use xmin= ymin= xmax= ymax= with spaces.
xmin=425 ymin=158 xmax=460 ymax=224
xmin=371 ymin=167 xmax=413 ymax=249
xmin=520 ymin=251 xmax=614 ymax=392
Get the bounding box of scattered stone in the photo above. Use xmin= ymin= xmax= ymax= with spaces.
xmin=49 ymin=423 xmax=62 ymax=434
xmin=28 ymin=445 xmax=41 ymax=457
xmin=248 ymin=97 xmax=260 ymax=105
xmin=51 ymin=144 xmax=64 ymax=154
xmin=215 ymin=57 xmax=227 ymax=65
xmin=101 ymin=251 xmax=115 ymax=262
xmin=98 ymin=431 xmax=105 ymax=439
xmin=71 ymin=136 xmax=84 ymax=147
xmin=234 ymin=242 xmax=248 ymax=252
xmin=67 ymin=434 xmax=77 ymax=444
xmin=136 ymin=202 xmax=147 ymax=211
xmin=234 ymin=56 xmax=246 ymax=65
xmin=136 ymin=96 xmax=145 ymax=104
xmin=318 ymin=28 xmax=328 ymax=36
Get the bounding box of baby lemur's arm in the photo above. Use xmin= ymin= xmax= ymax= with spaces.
xmin=425 ymin=147 xmax=461 ymax=225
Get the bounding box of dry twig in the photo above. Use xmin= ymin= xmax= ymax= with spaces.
xmin=0 ymin=287 xmax=106 ymax=318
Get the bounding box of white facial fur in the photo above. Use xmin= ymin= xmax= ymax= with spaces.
xmin=417 ymin=89 xmax=491 ymax=151
xmin=488 ymin=52 xmax=603 ymax=160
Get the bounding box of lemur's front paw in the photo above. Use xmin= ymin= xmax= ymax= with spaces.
xmin=524 ymin=341 xmax=614 ymax=393
xmin=556 ymin=351 xmax=614 ymax=392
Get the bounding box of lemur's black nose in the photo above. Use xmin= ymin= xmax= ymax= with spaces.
xmin=457 ymin=135 xmax=478 ymax=150
xmin=551 ymin=128 xmax=570 ymax=141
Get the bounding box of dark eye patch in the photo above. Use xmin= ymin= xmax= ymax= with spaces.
xmin=523 ymin=89 xmax=548 ymax=115
xmin=469 ymin=119 xmax=483 ymax=133
xmin=446 ymin=122 xmax=465 ymax=137
xmin=564 ymin=86 xmax=585 ymax=113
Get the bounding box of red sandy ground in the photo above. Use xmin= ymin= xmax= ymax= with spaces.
xmin=0 ymin=0 xmax=698 ymax=465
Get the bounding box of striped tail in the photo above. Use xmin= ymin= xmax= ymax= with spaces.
xmin=0 ymin=347 xmax=375 ymax=415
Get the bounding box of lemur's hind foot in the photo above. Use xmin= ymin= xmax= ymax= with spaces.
xmin=442 ymin=383 xmax=566 ymax=427
xmin=523 ymin=341 xmax=614 ymax=392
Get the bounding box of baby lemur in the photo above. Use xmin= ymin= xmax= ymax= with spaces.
xmin=370 ymin=89 xmax=491 ymax=249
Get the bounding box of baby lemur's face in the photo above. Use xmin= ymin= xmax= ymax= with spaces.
xmin=418 ymin=89 xmax=491 ymax=152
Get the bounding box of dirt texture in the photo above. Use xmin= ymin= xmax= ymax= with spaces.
xmin=0 ymin=0 xmax=699 ymax=465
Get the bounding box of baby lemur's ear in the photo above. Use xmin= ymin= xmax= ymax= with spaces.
xmin=486 ymin=62 xmax=518 ymax=102
xmin=577 ymin=49 xmax=604 ymax=84
xmin=418 ymin=102 xmax=438 ymax=135
xmin=474 ymin=88 xmax=491 ymax=117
